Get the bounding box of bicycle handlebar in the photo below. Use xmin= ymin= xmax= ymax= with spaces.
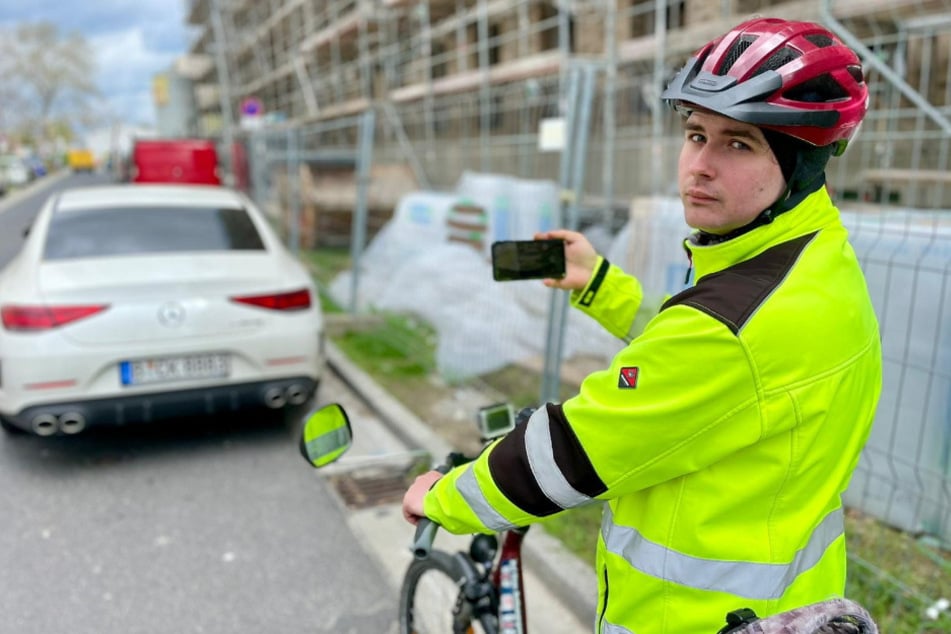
xmin=411 ymin=519 xmax=439 ymax=559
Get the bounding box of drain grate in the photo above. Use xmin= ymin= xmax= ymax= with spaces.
xmin=330 ymin=469 xmax=409 ymax=509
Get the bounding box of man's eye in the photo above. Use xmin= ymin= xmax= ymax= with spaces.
xmin=730 ymin=140 xmax=751 ymax=151
xmin=688 ymin=132 xmax=705 ymax=143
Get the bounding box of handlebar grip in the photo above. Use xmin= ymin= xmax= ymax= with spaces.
xmin=411 ymin=519 xmax=439 ymax=559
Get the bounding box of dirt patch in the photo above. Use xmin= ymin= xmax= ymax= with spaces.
xmin=372 ymin=373 xmax=493 ymax=456
xmin=374 ymin=361 xmax=589 ymax=457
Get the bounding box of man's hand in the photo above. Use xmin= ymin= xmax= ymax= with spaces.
xmin=534 ymin=229 xmax=599 ymax=291
xmin=402 ymin=470 xmax=443 ymax=525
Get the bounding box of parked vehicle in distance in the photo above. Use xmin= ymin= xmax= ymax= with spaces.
xmin=132 ymin=138 xmax=221 ymax=185
xmin=67 ymin=149 xmax=97 ymax=173
xmin=24 ymin=156 xmax=48 ymax=179
xmin=0 ymin=184 xmax=326 ymax=436
xmin=0 ymin=154 xmax=32 ymax=188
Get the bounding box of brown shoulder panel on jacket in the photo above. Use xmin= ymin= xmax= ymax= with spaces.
xmin=661 ymin=232 xmax=817 ymax=335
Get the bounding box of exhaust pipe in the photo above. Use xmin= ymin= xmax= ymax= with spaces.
xmin=285 ymin=384 xmax=309 ymax=406
xmin=263 ymin=387 xmax=287 ymax=409
xmin=59 ymin=412 xmax=86 ymax=435
xmin=31 ymin=414 xmax=59 ymax=437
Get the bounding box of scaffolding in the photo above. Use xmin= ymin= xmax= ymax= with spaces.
xmin=186 ymin=0 xmax=951 ymax=209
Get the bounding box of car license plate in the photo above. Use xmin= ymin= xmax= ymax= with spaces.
xmin=120 ymin=353 xmax=231 ymax=386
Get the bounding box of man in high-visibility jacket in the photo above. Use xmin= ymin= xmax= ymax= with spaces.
xmin=403 ymin=17 xmax=882 ymax=634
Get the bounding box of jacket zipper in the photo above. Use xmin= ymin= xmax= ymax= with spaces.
xmin=681 ymin=240 xmax=694 ymax=286
xmin=597 ymin=566 xmax=609 ymax=633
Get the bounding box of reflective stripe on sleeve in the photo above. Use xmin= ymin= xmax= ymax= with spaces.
xmin=456 ymin=467 xmax=518 ymax=532
xmin=524 ymin=408 xmax=593 ymax=509
xmin=601 ymin=505 xmax=844 ymax=600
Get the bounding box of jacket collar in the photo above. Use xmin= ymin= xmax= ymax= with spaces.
xmin=683 ymin=186 xmax=842 ymax=282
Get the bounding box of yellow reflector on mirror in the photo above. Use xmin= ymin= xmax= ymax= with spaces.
xmin=298 ymin=403 xmax=353 ymax=468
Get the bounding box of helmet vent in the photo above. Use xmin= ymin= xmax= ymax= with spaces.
xmin=784 ymin=73 xmax=849 ymax=103
xmin=847 ymin=65 xmax=865 ymax=85
xmin=804 ymin=33 xmax=835 ymax=48
xmin=719 ymin=36 xmax=755 ymax=75
xmin=756 ymin=46 xmax=801 ymax=75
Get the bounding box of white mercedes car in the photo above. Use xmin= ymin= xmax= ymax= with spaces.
xmin=0 ymin=184 xmax=326 ymax=436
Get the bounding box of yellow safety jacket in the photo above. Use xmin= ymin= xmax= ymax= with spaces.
xmin=424 ymin=187 xmax=882 ymax=633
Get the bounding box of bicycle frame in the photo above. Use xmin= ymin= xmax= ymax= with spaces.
xmin=493 ymin=527 xmax=529 ymax=634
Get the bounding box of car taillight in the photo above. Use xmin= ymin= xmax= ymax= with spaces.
xmin=230 ymin=288 xmax=311 ymax=311
xmin=1 ymin=304 xmax=110 ymax=331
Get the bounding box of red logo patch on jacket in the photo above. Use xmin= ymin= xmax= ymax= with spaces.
xmin=618 ymin=367 xmax=639 ymax=389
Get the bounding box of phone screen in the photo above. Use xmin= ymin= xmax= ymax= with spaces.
xmin=491 ymin=239 xmax=566 ymax=281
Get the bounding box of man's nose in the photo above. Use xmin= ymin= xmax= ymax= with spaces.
xmin=688 ymin=146 xmax=716 ymax=177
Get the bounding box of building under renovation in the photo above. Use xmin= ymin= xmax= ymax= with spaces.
xmin=182 ymin=0 xmax=951 ymax=212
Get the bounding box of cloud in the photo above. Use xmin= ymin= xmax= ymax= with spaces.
xmin=91 ymin=27 xmax=176 ymax=125
xmin=0 ymin=0 xmax=190 ymax=46
xmin=0 ymin=1 xmax=191 ymax=126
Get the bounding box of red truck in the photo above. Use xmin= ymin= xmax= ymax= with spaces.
xmin=131 ymin=138 xmax=221 ymax=185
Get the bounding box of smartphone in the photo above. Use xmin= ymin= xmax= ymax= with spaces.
xmin=477 ymin=403 xmax=516 ymax=440
xmin=491 ymin=239 xmax=566 ymax=282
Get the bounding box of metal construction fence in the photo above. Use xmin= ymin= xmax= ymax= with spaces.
xmin=230 ymin=27 xmax=950 ymax=634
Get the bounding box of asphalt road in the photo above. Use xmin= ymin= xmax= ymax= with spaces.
xmin=0 ymin=174 xmax=399 ymax=633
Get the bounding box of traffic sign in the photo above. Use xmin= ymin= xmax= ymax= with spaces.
xmin=240 ymin=97 xmax=263 ymax=117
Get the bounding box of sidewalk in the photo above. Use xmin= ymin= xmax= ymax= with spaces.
xmin=323 ymin=340 xmax=599 ymax=632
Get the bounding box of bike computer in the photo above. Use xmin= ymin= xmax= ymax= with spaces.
xmin=477 ymin=403 xmax=516 ymax=440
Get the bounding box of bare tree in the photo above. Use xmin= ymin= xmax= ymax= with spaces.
xmin=0 ymin=21 xmax=99 ymax=150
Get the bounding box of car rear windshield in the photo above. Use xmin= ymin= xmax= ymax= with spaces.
xmin=44 ymin=206 xmax=267 ymax=260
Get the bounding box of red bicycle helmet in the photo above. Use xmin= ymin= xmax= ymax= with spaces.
xmin=661 ymin=17 xmax=868 ymax=154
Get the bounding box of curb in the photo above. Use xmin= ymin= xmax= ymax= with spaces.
xmin=325 ymin=340 xmax=598 ymax=628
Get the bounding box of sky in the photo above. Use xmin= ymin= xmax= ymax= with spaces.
xmin=0 ymin=0 xmax=195 ymax=128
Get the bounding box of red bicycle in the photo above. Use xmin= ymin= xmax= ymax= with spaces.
xmin=400 ymin=403 xmax=531 ymax=634
xmin=401 ymin=459 xmax=529 ymax=634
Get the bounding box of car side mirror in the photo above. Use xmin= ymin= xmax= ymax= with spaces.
xmin=298 ymin=403 xmax=353 ymax=468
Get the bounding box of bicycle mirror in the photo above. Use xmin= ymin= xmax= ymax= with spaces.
xmin=299 ymin=403 xmax=353 ymax=468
